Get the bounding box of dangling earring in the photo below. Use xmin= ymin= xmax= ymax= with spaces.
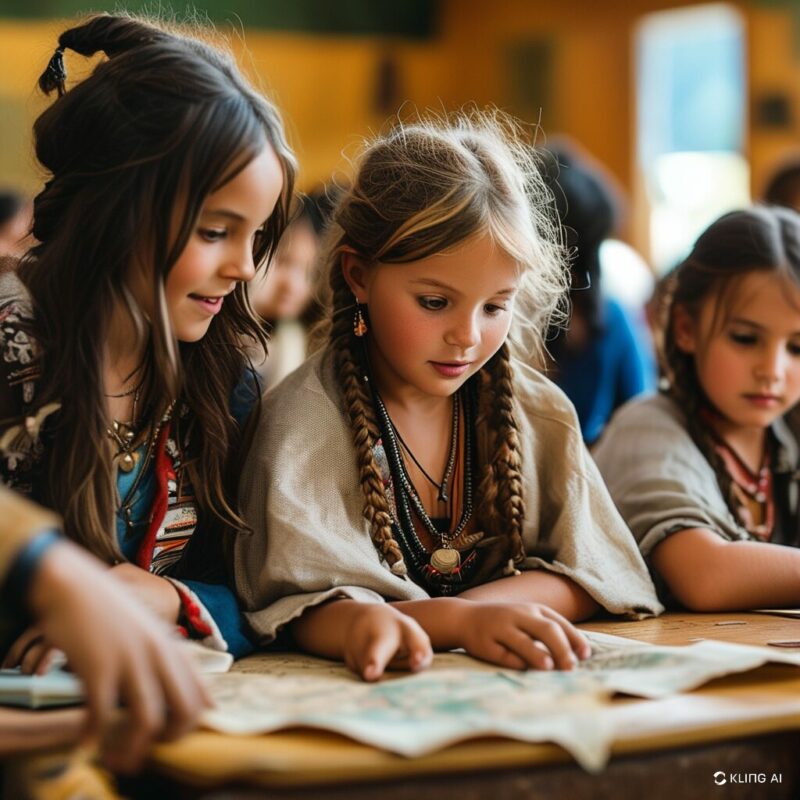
xmin=353 ymin=297 xmax=368 ymax=337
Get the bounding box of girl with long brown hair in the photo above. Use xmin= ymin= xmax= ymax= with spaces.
xmin=236 ymin=112 xmax=661 ymax=680
xmin=0 ymin=12 xmax=295 ymax=666
xmin=595 ymin=207 xmax=800 ymax=611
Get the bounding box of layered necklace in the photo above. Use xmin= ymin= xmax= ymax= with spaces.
xmin=708 ymin=426 xmax=774 ymax=541
xmin=105 ymin=365 xmax=146 ymax=474
xmin=106 ymin=383 xmax=176 ymax=535
xmin=372 ymin=380 xmax=482 ymax=593
xmin=115 ymin=400 xmax=175 ymax=534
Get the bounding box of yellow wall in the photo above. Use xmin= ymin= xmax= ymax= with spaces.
xmin=2 ymin=3 xmax=800 ymax=241
xmin=0 ymin=3 xmax=703 ymax=196
xmin=0 ymin=19 xmax=63 ymax=191
xmin=745 ymin=4 xmax=800 ymax=198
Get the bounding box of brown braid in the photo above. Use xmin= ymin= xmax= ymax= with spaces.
xmin=329 ymin=261 xmax=407 ymax=574
xmin=474 ymin=343 xmax=526 ymax=571
xmin=663 ymin=315 xmax=739 ymax=523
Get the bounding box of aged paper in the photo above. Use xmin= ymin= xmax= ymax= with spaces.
xmin=581 ymin=631 xmax=800 ymax=697
xmin=207 ymin=666 xmax=613 ymax=771
xmin=202 ymin=631 xmax=800 ymax=771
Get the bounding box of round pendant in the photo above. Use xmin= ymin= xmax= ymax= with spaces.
xmin=430 ymin=547 xmax=461 ymax=575
xmin=118 ymin=452 xmax=137 ymax=473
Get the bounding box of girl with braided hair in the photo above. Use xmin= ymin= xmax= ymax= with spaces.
xmin=237 ymin=112 xmax=661 ymax=680
xmin=594 ymin=207 xmax=800 ymax=610
xmin=0 ymin=13 xmax=295 ymax=669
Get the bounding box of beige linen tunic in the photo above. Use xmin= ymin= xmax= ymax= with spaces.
xmin=593 ymin=392 xmax=800 ymax=560
xmin=236 ymin=349 xmax=663 ymax=643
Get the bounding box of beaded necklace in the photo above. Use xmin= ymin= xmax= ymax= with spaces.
xmin=712 ymin=432 xmax=774 ymax=540
xmin=371 ymin=378 xmax=481 ymax=593
xmin=698 ymin=406 xmax=776 ymax=540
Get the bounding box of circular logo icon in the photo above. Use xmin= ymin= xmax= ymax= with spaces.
xmin=714 ymin=771 xmax=727 ymax=786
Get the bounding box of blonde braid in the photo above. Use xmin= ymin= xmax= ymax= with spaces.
xmin=475 ymin=343 xmax=526 ymax=565
xmin=329 ymin=263 xmax=407 ymax=575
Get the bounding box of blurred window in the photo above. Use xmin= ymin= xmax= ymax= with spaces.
xmin=636 ymin=3 xmax=748 ymax=273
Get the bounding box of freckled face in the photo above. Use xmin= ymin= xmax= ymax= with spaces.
xmin=349 ymin=233 xmax=519 ymax=401
xmin=675 ymin=272 xmax=800 ymax=432
xmin=165 ymin=145 xmax=284 ymax=342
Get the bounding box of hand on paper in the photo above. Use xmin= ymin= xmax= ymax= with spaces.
xmin=457 ymin=601 xmax=591 ymax=670
xmin=344 ymin=603 xmax=433 ymax=681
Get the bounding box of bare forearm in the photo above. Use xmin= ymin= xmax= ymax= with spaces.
xmin=457 ymin=571 xmax=599 ymax=621
xmin=291 ymin=600 xmax=365 ymax=659
xmin=390 ymin=598 xmax=470 ymax=650
xmin=654 ymin=528 xmax=800 ymax=611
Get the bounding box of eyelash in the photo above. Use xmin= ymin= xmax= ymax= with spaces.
xmin=417 ymin=296 xmax=507 ymax=315
xmin=198 ymin=227 xmax=227 ymax=242
xmin=728 ymin=331 xmax=800 ymax=355
xmin=729 ymin=332 xmax=757 ymax=346
xmin=418 ymin=296 xmax=447 ymax=311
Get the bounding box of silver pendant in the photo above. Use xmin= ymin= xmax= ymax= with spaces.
xmin=430 ymin=548 xmax=460 ymax=574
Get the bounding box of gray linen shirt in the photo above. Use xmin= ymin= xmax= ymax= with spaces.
xmin=592 ymin=392 xmax=800 ymax=561
xmin=236 ymin=349 xmax=663 ymax=643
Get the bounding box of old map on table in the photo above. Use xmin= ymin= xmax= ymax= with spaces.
xmin=202 ymin=631 xmax=800 ymax=771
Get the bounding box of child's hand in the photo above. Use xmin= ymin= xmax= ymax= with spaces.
xmin=344 ymin=604 xmax=433 ymax=681
xmin=457 ymin=602 xmax=591 ymax=670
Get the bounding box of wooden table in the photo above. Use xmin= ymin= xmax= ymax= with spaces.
xmin=130 ymin=612 xmax=800 ymax=799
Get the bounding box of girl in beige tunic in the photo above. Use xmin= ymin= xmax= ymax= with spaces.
xmin=237 ymin=113 xmax=662 ymax=680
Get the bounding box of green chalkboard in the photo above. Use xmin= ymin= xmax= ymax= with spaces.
xmin=0 ymin=0 xmax=439 ymax=38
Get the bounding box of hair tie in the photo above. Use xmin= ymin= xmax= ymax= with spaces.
xmin=45 ymin=46 xmax=67 ymax=97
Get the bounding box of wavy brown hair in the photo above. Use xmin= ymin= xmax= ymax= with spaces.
xmin=662 ymin=206 xmax=800 ymax=522
xmin=316 ymin=111 xmax=567 ymax=575
xmin=16 ymin=14 xmax=296 ymax=563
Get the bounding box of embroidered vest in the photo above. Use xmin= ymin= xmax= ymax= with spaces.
xmin=0 ymin=292 xmax=199 ymax=573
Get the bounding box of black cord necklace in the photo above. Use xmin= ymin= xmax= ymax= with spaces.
xmin=390 ymin=394 xmax=459 ymax=503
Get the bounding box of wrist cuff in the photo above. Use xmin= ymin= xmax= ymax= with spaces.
xmin=2 ymin=528 xmax=62 ymax=618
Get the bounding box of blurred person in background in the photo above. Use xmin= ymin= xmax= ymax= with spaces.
xmin=762 ymin=156 xmax=800 ymax=210
xmin=541 ymin=144 xmax=657 ymax=445
xmin=250 ymin=191 xmax=331 ymax=388
xmin=0 ymin=190 xmax=32 ymax=258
